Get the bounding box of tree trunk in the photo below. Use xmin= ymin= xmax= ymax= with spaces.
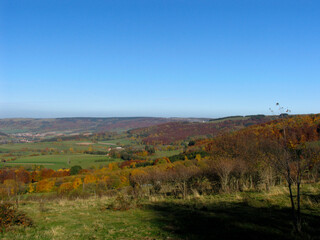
xmin=296 ymin=173 xmax=301 ymax=232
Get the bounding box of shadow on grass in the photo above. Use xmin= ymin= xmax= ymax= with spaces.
xmin=145 ymin=200 xmax=320 ymax=240
xmin=304 ymin=193 xmax=320 ymax=204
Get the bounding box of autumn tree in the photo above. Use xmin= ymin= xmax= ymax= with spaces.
xmin=261 ymin=104 xmax=320 ymax=233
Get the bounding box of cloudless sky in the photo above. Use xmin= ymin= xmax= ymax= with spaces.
xmin=0 ymin=0 xmax=319 ymax=118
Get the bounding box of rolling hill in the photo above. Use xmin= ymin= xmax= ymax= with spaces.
xmin=0 ymin=117 xmax=176 ymax=134
xmin=129 ymin=115 xmax=277 ymax=144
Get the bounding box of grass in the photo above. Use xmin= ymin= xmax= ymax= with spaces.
xmin=1 ymin=183 xmax=319 ymax=240
xmin=0 ymin=140 xmax=117 ymax=152
xmin=0 ymin=154 xmax=120 ymax=170
xmin=0 ymin=197 xmax=174 ymax=240
xmin=98 ymin=138 xmax=137 ymax=146
xmin=0 ymin=138 xmax=183 ymax=170
xmin=0 ymin=139 xmax=127 ymax=169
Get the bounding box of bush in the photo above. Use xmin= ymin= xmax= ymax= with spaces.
xmin=70 ymin=165 xmax=82 ymax=175
xmin=104 ymin=193 xmax=140 ymax=211
xmin=0 ymin=203 xmax=33 ymax=232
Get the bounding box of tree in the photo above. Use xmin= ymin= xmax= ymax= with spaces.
xmin=145 ymin=145 xmax=155 ymax=154
xmin=262 ymin=103 xmax=320 ymax=233
xmin=211 ymin=157 xmax=237 ymax=192
xmin=70 ymin=165 xmax=82 ymax=175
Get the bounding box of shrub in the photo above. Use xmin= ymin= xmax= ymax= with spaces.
xmin=104 ymin=193 xmax=140 ymax=211
xmin=70 ymin=165 xmax=82 ymax=175
xmin=0 ymin=203 xmax=33 ymax=232
xmin=58 ymin=182 xmax=74 ymax=194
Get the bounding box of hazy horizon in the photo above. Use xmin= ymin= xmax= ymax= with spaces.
xmin=0 ymin=111 xmax=317 ymax=120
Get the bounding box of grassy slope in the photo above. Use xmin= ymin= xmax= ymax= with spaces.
xmin=150 ymin=150 xmax=182 ymax=160
xmin=1 ymin=184 xmax=320 ymax=240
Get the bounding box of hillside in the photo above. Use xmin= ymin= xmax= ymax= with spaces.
xmin=129 ymin=115 xmax=277 ymax=144
xmin=0 ymin=114 xmax=320 ymax=239
xmin=182 ymin=114 xmax=320 ymax=158
xmin=0 ymin=117 xmax=176 ymax=134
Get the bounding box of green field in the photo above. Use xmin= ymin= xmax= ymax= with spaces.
xmin=98 ymin=138 xmax=137 ymax=146
xmin=0 ymin=137 xmax=185 ymax=170
xmin=1 ymin=184 xmax=319 ymax=240
xmin=0 ymin=139 xmax=127 ymax=170
xmin=0 ymin=141 xmax=116 ymax=152
xmin=0 ymin=154 xmax=120 ymax=170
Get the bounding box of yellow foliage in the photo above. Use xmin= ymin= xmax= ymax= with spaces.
xmin=99 ymin=167 xmax=109 ymax=173
xmin=119 ymin=175 xmax=129 ymax=187
xmin=139 ymin=151 xmax=148 ymax=157
xmin=84 ymin=175 xmax=96 ymax=184
xmin=108 ymin=162 xmax=119 ymax=171
xmin=88 ymin=145 xmax=93 ymax=152
xmin=131 ymin=169 xmax=147 ymax=177
xmin=3 ymin=180 xmax=16 ymax=195
xmin=99 ymin=175 xmax=110 ymax=183
xmin=28 ymin=183 xmax=35 ymax=193
xmin=36 ymin=179 xmax=56 ymax=192
xmin=195 ymin=154 xmax=202 ymax=162
xmin=73 ymin=177 xmax=82 ymax=189
xmin=58 ymin=182 xmax=73 ymax=194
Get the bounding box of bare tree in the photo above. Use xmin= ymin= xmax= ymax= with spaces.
xmin=262 ymin=103 xmax=320 ymax=233
xmin=211 ymin=157 xmax=237 ymax=192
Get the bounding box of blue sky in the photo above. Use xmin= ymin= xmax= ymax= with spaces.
xmin=0 ymin=0 xmax=319 ymax=118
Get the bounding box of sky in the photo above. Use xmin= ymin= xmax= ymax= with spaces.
xmin=0 ymin=0 xmax=319 ymax=118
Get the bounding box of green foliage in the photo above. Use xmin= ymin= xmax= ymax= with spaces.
xmin=69 ymin=165 xmax=82 ymax=175
xmin=169 ymin=151 xmax=209 ymax=162
xmin=145 ymin=145 xmax=155 ymax=154
xmin=135 ymin=160 xmax=154 ymax=168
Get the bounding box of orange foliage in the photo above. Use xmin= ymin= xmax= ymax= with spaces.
xmin=39 ymin=168 xmax=55 ymax=180
xmin=52 ymin=169 xmax=70 ymax=178
xmin=154 ymin=157 xmax=171 ymax=165
xmin=84 ymin=175 xmax=96 ymax=184
xmin=58 ymin=182 xmax=74 ymax=194
xmin=73 ymin=177 xmax=82 ymax=189
xmin=36 ymin=179 xmax=56 ymax=192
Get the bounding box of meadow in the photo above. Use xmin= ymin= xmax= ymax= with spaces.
xmin=0 ymin=140 xmax=124 ymax=170
xmin=0 ymin=154 xmax=116 ymax=170
xmin=1 ymin=183 xmax=319 ymax=240
xmin=0 ymin=137 xmax=182 ymax=170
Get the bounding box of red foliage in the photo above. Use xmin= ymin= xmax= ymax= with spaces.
xmin=130 ymin=117 xmax=274 ymax=145
xmin=119 ymin=160 xmax=145 ymax=169
xmin=39 ymin=168 xmax=55 ymax=179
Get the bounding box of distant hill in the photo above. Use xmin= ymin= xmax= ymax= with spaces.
xmin=129 ymin=115 xmax=277 ymax=144
xmin=0 ymin=117 xmax=169 ymax=134
xmin=0 ymin=131 xmax=8 ymax=137
xmin=0 ymin=117 xmax=208 ymax=135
